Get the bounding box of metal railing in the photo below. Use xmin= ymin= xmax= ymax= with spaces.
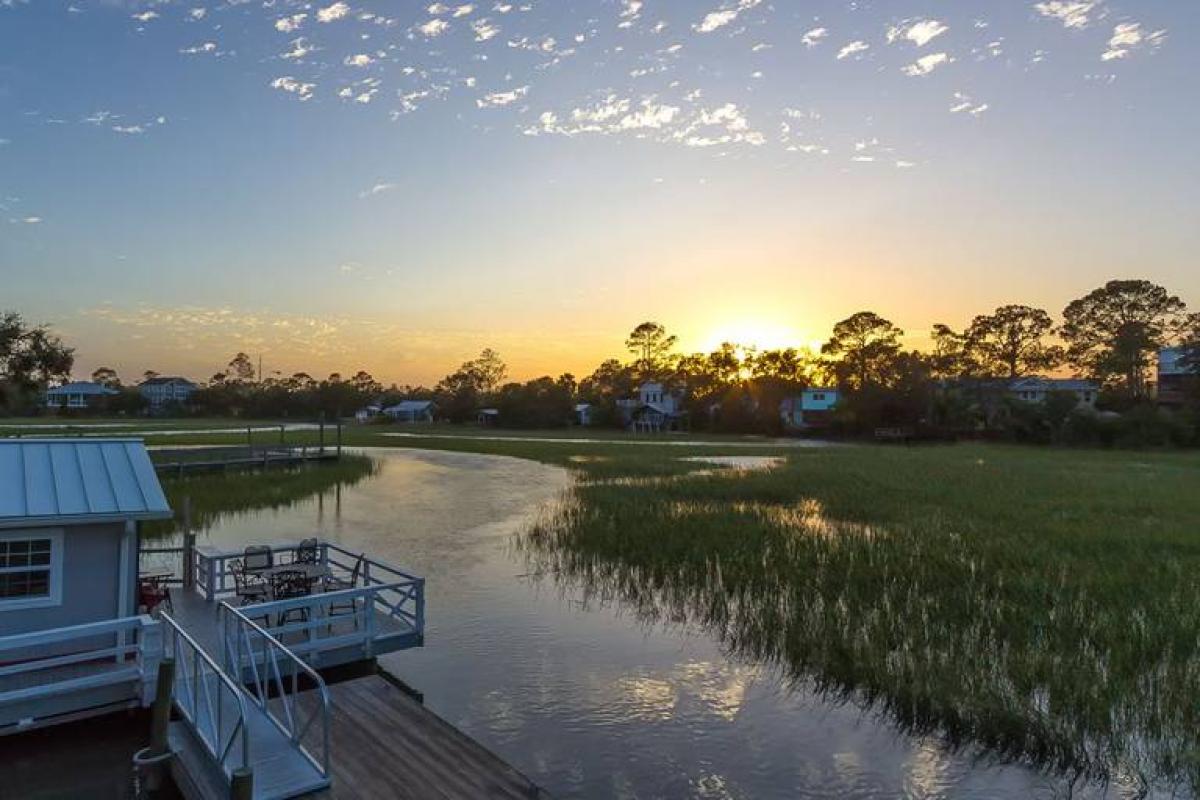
xmin=0 ymin=615 xmax=162 ymax=724
xmin=218 ymin=602 xmax=332 ymax=778
xmin=160 ymin=612 xmax=250 ymax=776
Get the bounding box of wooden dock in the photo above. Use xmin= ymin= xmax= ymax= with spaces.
xmin=152 ymin=445 xmax=341 ymax=476
xmin=311 ymin=674 xmax=549 ymax=800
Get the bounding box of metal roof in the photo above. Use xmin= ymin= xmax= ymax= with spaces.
xmin=44 ymin=381 xmax=119 ymax=397
xmin=0 ymin=438 xmax=172 ymax=529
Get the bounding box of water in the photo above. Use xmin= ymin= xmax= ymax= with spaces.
xmin=171 ymin=449 xmax=1137 ymax=799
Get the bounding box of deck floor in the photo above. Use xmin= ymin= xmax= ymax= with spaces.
xmin=311 ymin=675 xmax=549 ymax=800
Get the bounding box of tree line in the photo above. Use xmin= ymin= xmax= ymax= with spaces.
xmin=3 ymin=279 xmax=1198 ymax=444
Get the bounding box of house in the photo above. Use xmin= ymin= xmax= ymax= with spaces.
xmin=627 ymin=382 xmax=685 ymax=433
xmin=780 ymin=387 xmax=840 ymax=429
xmin=1008 ymin=377 xmax=1099 ymax=408
xmin=383 ymin=400 xmax=436 ymax=423
xmin=44 ymin=381 xmax=118 ymax=410
xmin=1157 ymin=347 xmax=1196 ymax=409
xmin=355 ymin=403 xmax=383 ymax=423
xmin=0 ymin=438 xmax=171 ymax=731
xmin=574 ymin=403 xmax=595 ymax=426
xmin=477 ymin=408 xmax=500 ymax=426
xmin=137 ymin=376 xmax=197 ymax=412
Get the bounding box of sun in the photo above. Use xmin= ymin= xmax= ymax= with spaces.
xmin=699 ymin=321 xmax=815 ymax=353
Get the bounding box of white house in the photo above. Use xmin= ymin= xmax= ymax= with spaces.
xmin=0 ymin=438 xmax=171 ymax=731
xmin=780 ymin=387 xmax=840 ymax=429
xmin=355 ymin=403 xmax=384 ymax=423
xmin=574 ymin=403 xmax=595 ymax=426
xmin=137 ymin=376 xmax=197 ymax=412
xmin=627 ymin=382 xmax=685 ymax=433
xmin=44 ymin=381 xmax=118 ymax=410
xmin=1008 ymin=377 xmax=1099 ymax=408
xmin=383 ymin=400 xmax=436 ymax=423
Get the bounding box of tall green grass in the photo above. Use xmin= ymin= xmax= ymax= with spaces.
xmin=518 ymin=445 xmax=1200 ymax=792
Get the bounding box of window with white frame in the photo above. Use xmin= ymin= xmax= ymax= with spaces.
xmin=0 ymin=529 xmax=64 ymax=609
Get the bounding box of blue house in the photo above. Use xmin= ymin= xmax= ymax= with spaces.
xmin=780 ymin=387 xmax=840 ymax=429
xmin=44 ymin=381 xmax=119 ymax=410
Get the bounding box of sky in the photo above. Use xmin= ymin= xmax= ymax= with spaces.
xmin=1 ymin=0 xmax=1198 ymax=386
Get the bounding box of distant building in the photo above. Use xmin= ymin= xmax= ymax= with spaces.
xmin=780 ymin=387 xmax=840 ymax=430
xmin=44 ymin=381 xmax=119 ymax=410
xmin=477 ymin=408 xmax=500 ymax=426
xmin=1008 ymin=377 xmax=1098 ymax=408
xmin=355 ymin=403 xmax=384 ymax=423
xmin=574 ymin=403 xmax=595 ymax=426
xmin=137 ymin=376 xmax=197 ymax=412
xmin=627 ymin=382 xmax=685 ymax=433
xmin=1157 ymin=347 xmax=1196 ymax=409
xmin=383 ymin=400 xmax=436 ymax=423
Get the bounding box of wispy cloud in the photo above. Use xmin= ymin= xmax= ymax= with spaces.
xmin=1034 ymin=1 xmax=1100 ymax=30
xmin=903 ymin=52 xmax=952 ymax=77
xmin=358 ymin=182 xmax=397 ymax=199
xmin=270 ymin=76 xmax=316 ymax=100
xmin=837 ymin=41 xmax=870 ymax=60
xmin=1102 ymin=22 xmax=1166 ymax=61
xmin=316 ymin=2 xmax=350 ymax=23
xmin=694 ymin=0 xmax=761 ymax=34
xmin=887 ymin=19 xmax=949 ymax=48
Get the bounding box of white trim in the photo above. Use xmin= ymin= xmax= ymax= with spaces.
xmin=0 ymin=528 xmax=64 ymax=611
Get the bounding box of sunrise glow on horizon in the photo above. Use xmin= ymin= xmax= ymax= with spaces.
xmin=2 ymin=0 xmax=1197 ymax=386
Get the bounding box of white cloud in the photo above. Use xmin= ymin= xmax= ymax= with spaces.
xmin=836 ymin=41 xmax=869 ymax=60
xmin=902 ymin=52 xmax=952 ymax=76
xmin=950 ymin=91 xmax=989 ymax=116
xmin=344 ymin=53 xmax=374 ymax=67
xmin=316 ymin=2 xmax=350 ymax=23
xmin=131 ymin=10 xmax=158 ymax=22
xmin=694 ymin=0 xmax=761 ymax=34
xmin=417 ymin=18 xmax=450 ymax=37
xmin=887 ymin=19 xmax=949 ymax=47
xmin=270 ymin=76 xmax=316 ymax=100
xmin=19 ymin=216 xmax=41 ymax=224
xmin=472 ymin=18 xmax=499 ymax=41
xmin=281 ymin=38 xmax=313 ymax=60
xmin=275 ymin=13 xmax=306 ymax=32
xmin=476 ymin=85 xmax=529 ymax=107
xmin=801 ymin=27 xmax=827 ymax=48
xmin=1101 ymin=22 xmax=1166 ymax=61
xmin=1033 ymin=2 xmax=1099 ymax=30
xmin=180 ymin=42 xmax=218 ymax=55
xmin=452 ymin=4 xmax=474 ymax=17
xmin=359 ymin=182 xmax=397 ymax=198
xmin=189 ymin=8 xmax=206 ymax=20
xmin=112 ymin=125 xmax=145 ymax=134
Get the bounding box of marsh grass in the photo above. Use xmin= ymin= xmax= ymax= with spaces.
xmin=516 ymin=445 xmax=1200 ymax=793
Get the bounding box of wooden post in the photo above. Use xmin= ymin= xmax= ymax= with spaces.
xmin=231 ymin=768 xmax=254 ymax=800
xmin=150 ymin=657 xmax=175 ymax=755
xmin=182 ymin=497 xmax=195 ymax=590
xmin=246 ymin=425 xmax=252 ymax=454
xmin=279 ymin=424 xmax=285 ymax=446
xmin=336 ymin=422 xmax=342 ymax=457
xmin=319 ymin=420 xmax=325 ymax=456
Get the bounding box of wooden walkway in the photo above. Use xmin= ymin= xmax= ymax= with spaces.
xmin=312 ymin=675 xmax=549 ymax=800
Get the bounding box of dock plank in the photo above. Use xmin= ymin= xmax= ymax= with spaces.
xmin=312 ymin=675 xmax=548 ymax=800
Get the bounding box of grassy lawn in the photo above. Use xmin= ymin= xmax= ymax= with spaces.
xmin=13 ymin=418 xmax=1200 ymax=788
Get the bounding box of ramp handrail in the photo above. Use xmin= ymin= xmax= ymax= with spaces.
xmin=218 ymin=602 xmax=332 ymax=778
xmin=160 ymin=612 xmax=251 ymax=774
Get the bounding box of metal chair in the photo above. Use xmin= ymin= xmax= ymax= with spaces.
xmin=323 ymin=553 xmax=365 ymax=625
xmin=294 ymin=538 xmax=320 ymax=565
xmin=270 ymin=569 xmax=312 ymax=628
xmin=243 ymin=545 xmax=273 ymax=573
xmin=230 ymin=559 xmax=270 ymax=606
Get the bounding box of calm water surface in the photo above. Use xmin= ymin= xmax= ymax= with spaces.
xmin=180 ymin=449 xmax=1133 ymax=800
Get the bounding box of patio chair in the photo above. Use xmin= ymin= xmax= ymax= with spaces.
xmin=270 ymin=569 xmax=312 ymax=628
xmin=321 ymin=553 xmax=365 ymax=627
xmin=243 ymin=544 xmax=273 ymax=573
xmin=230 ymin=559 xmax=270 ymax=607
xmin=294 ymin=537 xmax=320 ymax=565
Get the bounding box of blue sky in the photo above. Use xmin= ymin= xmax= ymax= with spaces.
xmin=1 ymin=0 xmax=1197 ymax=384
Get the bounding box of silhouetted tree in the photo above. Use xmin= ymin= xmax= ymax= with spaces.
xmin=625 ymin=322 xmax=676 ymax=379
xmin=1061 ymin=280 xmax=1188 ymax=398
xmin=821 ymin=312 xmax=903 ymax=391
xmin=967 ymin=305 xmax=1063 ymax=379
xmin=91 ymin=366 xmax=121 ymax=387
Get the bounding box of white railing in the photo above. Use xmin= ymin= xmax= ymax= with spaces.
xmin=161 ymin=612 xmax=250 ymax=776
xmin=192 ymin=540 xmax=424 ymax=648
xmin=218 ymin=602 xmax=331 ymax=778
xmin=0 ymin=615 xmax=161 ymax=727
